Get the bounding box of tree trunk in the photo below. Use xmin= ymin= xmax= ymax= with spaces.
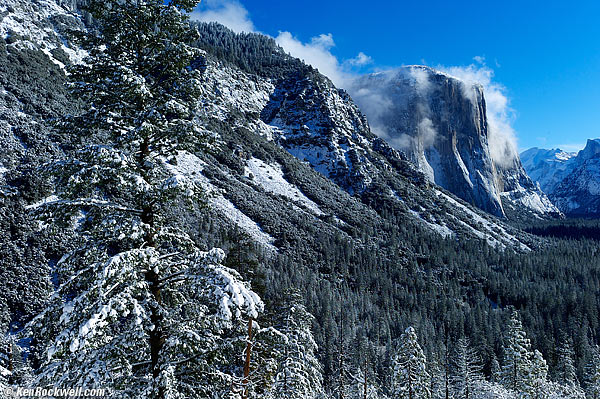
xmin=146 ymin=268 xmax=165 ymax=399
xmin=339 ymin=315 xmax=345 ymax=399
xmin=363 ymin=357 xmax=368 ymax=399
xmin=7 ymin=342 xmax=13 ymax=373
xmin=242 ymin=317 xmax=253 ymax=399
xmin=140 ymin=136 xmax=164 ymax=399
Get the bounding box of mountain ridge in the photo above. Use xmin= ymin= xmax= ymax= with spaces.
xmin=522 ymin=139 xmax=600 ymax=216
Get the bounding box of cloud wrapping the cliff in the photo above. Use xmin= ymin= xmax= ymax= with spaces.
xmin=347 ymin=76 xmax=399 ymax=146
xmin=442 ymin=64 xmax=519 ymax=168
xmin=347 ymin=68 xmax=439 ymax=152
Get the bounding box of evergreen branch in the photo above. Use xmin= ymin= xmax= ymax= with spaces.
xmin=27 ymin=198 xmax=143 ymax=215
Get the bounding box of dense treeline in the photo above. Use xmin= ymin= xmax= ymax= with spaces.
xmin=522 ymin=218 xmax=600 ymax=240
xmin=192 ymin=21 xmax=314 ymax=80
xmin=190 ymin=111 xmax=600 ymax=397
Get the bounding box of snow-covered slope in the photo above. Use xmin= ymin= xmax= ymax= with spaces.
xmin=0 ymin=0 xmax=86 ymax=63
xmin=523 ymin=139 xmax=600 ymax=216
xmin=0 ymin=0 xmax=86 ymax=190
xmin=349 ymin=66 xmax=559 ymax=219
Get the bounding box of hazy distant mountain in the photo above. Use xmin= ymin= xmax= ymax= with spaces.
xmin=522 ymin=139 xmax=600 ymax=216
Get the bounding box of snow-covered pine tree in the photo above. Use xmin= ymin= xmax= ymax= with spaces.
xmin=584 ymin=346 xmax=600 ymax=399
xmin=425 ymin=349 xmax=446 ymax=399
xmin=226 ymin=317 xmax=280 ymax=399
xmin=555 ymin=335 xmax=578 ymax=387
xmin=268 ymin=291 xmax=325 ymax=399
xmin=331 ymin=301 xmax=353 ymax=399
xmin=500 ymin=311 xmax=533 ymax=393
xmin=544 ymin=381 xmax=585 ymax=399
xmin=0 ymin=334 xmax=11 ymax=388
xmin=450 ymin=338 xmax=483 ymax=399
xmin=392 ymin=326 xmax=430 ymax=399
xmin=348 ymin=358 xmax=379 ymax=399
xmin=27 ymin=1 xmax=263 ymax=398
xmin=528 ymin=350 xmax=549 ymax=399
xmin=489 ymin=355 xmax=501 ymax=384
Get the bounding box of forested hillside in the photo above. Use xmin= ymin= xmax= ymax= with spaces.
xmin=1 ymin=1 xmax=600 ymax=398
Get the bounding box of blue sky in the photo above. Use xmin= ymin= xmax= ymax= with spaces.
xmin=192 ymin=0 xmax=600 ymax=152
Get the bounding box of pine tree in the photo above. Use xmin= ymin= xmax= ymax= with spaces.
xmin=0 ymin=334 xmax=12 ymax=388
xmin=331 ymin=300 xmax=352 ymax=399
xmin=348 ymin=359 xmax=379 ymax=399
xmin=450 ymin=338 xmax=483 ymax=399
xmin=556 ymin=336 xmax=578 ymax=387
xmin=501 ymin=311 xmax=533 ymax=393
xmin=392 ymin=326 xmax=430 ymax=399
xmin=490 ymin=354 xmax=501 ymax=384
xmin=26 ymin=1 xmax=263 ymax=398
xmin=426 ymin=351 xmax=446 ymax=399
xmin=584 ymin=346 xmax=600 ymax=399
xmin=268 ymin=291 xmax=325 ymax=399
xmin=528 ymin=350 xmax=549 ymax=399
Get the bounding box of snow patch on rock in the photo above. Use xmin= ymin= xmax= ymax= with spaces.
xmin=244 ymin=157 xmax=324 ymax=216
xmin=409 ymin=210 xmax=453 ymax=239
xmin=436 ymin=189 xmax=530 ymax=251
xmin=171 ymin=152 xmax=277 ymax=251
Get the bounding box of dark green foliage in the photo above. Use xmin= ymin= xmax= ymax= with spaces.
xmin=192 ymin=22 xmax=313 ymax=80
xmin=190 ymin=116 xmax=600 ymax=391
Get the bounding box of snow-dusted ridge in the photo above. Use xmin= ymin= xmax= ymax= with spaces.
xmin=435 ymin=189 xmax=530 ymax=251
xmin=522 ymin=139 xmax=600 ymax=216
xmin=194 ymin=52 xmax=536 ymax=251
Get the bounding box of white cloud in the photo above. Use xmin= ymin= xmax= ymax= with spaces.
xmin=418 ymin=117 xmax=437 ymax=149
xmin=350 ymin=86 xmax=395 ymax=142
xmin=347 ymin=52 xmax=373 ymax=67
xmin=409 ymin=67 xmax=432 ymax=95
xmin=441 ymin=63 xmax=519 ymax=168
xmin=275 ymin=32 xmax=372 ymax=87
xmin=190 ymin=0 xmax=255 ymax=34
xmin=473 ymin=55 xmax=486 ymax=65
xmin=275 ymin=32 xmax=346 ymax=86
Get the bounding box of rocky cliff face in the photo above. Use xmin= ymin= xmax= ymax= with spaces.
xmin=523 ymin=139 xmax=600 ymax=216
xmin=349 ymin=66 xmax=559 ymax=218
xmin=259 ymin=71 xmax=385 ymax=195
